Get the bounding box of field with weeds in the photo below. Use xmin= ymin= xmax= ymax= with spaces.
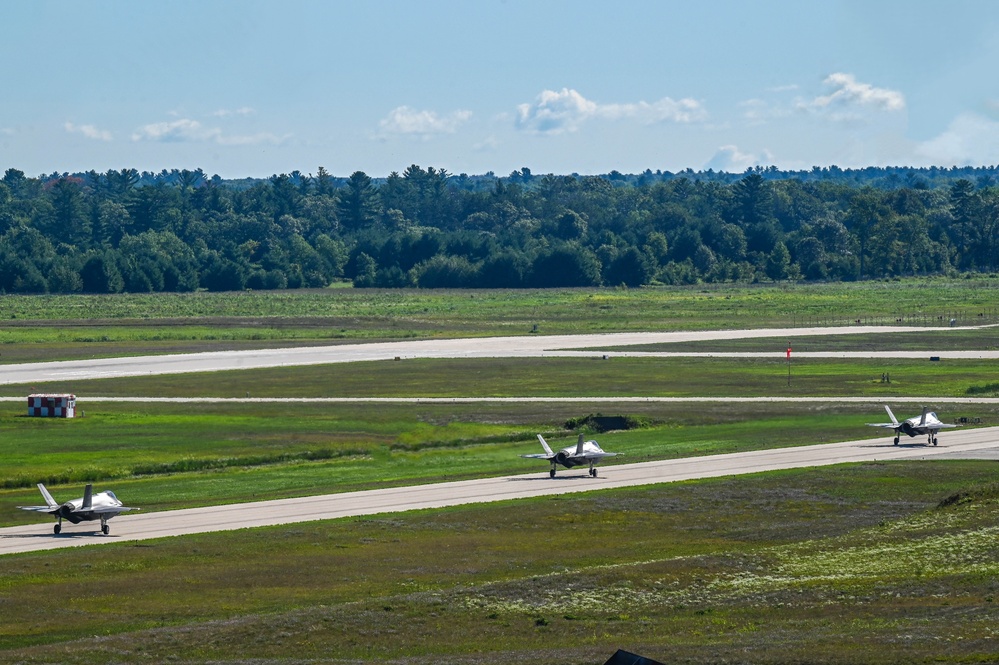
xmin=2 ymin=462 xmax=999 ymax=663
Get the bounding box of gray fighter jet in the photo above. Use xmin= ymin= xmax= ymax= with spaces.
xmin=867 ymin=405 xmax=957 ymax=446
xmin=521 ymin=433 xmax=619 ymax=477
xmin=18 ymin=483 xmax=138 ymax=535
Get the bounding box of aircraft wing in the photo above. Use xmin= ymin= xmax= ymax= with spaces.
xmin=866 ymin=423 xmax=898 ymax=428
xmin=81 ymin=506 xmax=139 ymax=514
xmin=581 ymin=452 xmax=619 ymax=460
xmin=932 ymin=423 xmax=959 ymax=429
xmin=17 ymin=505 xmax=59 ymax=513
xmin=520 ymin=453 xmax=554 ymax=459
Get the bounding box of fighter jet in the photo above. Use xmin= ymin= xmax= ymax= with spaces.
xmin=521 ymin=433 xmax=619 ymax=478
xmin=867 ymin=405 xmax=957 ymax=446
xmin=18 ymin=483 xmax=138 ymax=535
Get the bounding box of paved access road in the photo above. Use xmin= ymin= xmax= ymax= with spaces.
xmin=2 ymin=325 xmax=993 ymax=385
xmin=3 ymin=424 xmax=997 ymax=556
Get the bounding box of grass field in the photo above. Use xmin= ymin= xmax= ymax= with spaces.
xmin=3 ymin=281 xmax=999 ymax=663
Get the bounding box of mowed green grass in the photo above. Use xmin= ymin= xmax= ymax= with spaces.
xmin=3 ymin=462 xmax=999 ymax=664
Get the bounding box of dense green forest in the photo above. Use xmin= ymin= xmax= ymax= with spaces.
xmin=0 ymin=163 xmax=997 ymax=294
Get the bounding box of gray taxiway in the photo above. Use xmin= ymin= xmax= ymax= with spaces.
xmin=2 ymin=425 xmax=997 ymax=556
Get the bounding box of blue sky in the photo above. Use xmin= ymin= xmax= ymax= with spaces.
xmin=3 ymin=1 xmax=999 ymax=178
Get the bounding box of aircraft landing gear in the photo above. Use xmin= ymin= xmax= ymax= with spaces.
xmin=932 ymin=437 xmax=938 ymax=446
xmin=54 ymin=523 xmax=61 ymax=535
xmin=549 ymin=468 xmax=556 ymax=478
xmin=589 ymin=468 xmax=597 ymax=477
xmin=893 ymin=436 xmax=899 ymax=445
xmin=101 ymin=517 xmax=110 ymax=535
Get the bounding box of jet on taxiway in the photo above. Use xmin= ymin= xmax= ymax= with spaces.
xmin=18 ymin=483 xmax=138 ymax=535
xmin=867 ymin=405 xmax=957 ymax=446
xmin=521 ymin=433 xmax=619 ymax=477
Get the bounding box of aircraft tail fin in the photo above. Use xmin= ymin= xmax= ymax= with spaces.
xmin=82 ymin=484 xmax=93 ymax=510
xmin=37 ymin=483 xmax=58 ymax=509
xmin=575 ymin=433 xmax=585 ymax=455
xmin=536 ymin=434 xmax=554 ymax=456
xmin=884 ymin=405 xmax=899 ymax=426
xmin=919 ymin=407 xmax=928 ymax=427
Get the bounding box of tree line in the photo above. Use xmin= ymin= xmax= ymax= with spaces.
xmin=0 ymin=164 xmax=996 ymax=294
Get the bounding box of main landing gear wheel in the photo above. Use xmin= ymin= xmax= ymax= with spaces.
xmin=54 ymin=524 xmax=61 ymax=535
xmin=549 ymin=469 xmax=556 ymax=478
xmin=102 ymin=524 xmax=109 ymax=535
xmin=933 ymin=437 xmax=938 ymax=446
xmin=589 ymin=468 xmax=597 ymax=477
xmin=894 ymin=437 xmax=900 ymax=445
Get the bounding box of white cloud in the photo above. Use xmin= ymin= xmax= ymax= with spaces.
xmin=704 ymin=145 xmax=773 ymax=173
xmin=599 ymin=98 xmax=706 ymax=124
xmin=916 ymin=112 xmax=999 ymax=166
xmin=131 ymin=118 xmax=286 ymax=145
xmin=802 ymin=73 xmax=905 ymax=114
xmin=515 ymin=88 xmax=706 ymax=134
xmin=378 ymin=106 xmax=472 ymax=137
xmin=212 ymin=107 xmax=256 ymax=118
xmin=515 ymin=88 xmax=596 ymax=134
xmin=132 ymin=118 xmax=218 ymax=143
xmin=64 ymin=122 xmax=112 ymax=141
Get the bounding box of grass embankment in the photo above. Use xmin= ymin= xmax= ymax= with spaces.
xmin=2 ymin=278 xmax=999 ymax=363
xmin=2 ymin=462 xmax=999 ymax=663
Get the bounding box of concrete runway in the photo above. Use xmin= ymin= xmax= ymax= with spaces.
xmin=2 ymin=325 xmax=993 ymax=385
xmin=3 ymin=424 xmax=997 ymax=556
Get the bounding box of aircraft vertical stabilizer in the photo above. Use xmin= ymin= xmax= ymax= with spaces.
xmin=884 ymin=405 xmax=899 ymax=426
xmin=37 ymin=483 xmax=57 ymax=508
xmin=82 ymin=484 xmax=93 ymax=510
xmin=536 ymin=434 xmax=554 ymax=456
